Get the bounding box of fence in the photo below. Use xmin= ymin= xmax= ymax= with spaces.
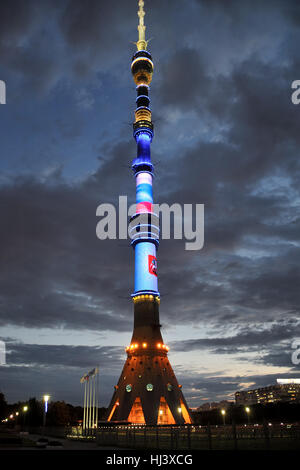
xmin=95 ymin=423 xmax=300 ymax=450
xmin=67 ymin=426 xmax=96 ymax=439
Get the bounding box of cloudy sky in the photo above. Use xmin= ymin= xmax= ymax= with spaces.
xmin=0 ymin=0 xmax=300 ymax=408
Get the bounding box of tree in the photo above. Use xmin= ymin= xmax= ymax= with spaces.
xmin=47 ymin=401 xmax=72 ymax=426
xmin=0 ymin=392 xmax=7 ymax=420
xmin=27 ymin=397 xmax=43 ymax=426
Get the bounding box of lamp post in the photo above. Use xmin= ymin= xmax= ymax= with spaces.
xmin=43 ymin=395 xmax=50 ymax=435
xmin=245 ymin=406 xmax=250 ymax=425
xmin=23 ymin=405 xmax=28 ymax=430
xmin=221 ymin=409 xmax=226 ymax=426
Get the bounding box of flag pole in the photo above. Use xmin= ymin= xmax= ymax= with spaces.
xmin=89 ymin=376 xmax=92 ymax=433
xmin=96 ymin=367 xmax=99 ymax=429
xmin=92 ymin=375 xmax=95 ymax=430
xmin=83 ymin=379 xmax=86 ymax=434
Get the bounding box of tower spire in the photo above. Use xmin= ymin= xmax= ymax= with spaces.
xmin=137 ymin=0 xmax=147 ymax=50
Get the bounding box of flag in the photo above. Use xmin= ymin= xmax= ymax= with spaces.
xmin=81 ymin=367 xmax=99 ymax=382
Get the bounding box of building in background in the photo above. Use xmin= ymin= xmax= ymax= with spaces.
xmin=197 ymin=400 xmax=234 ymax=411
xmin=235 ymin=379 xmax=300 ymax=405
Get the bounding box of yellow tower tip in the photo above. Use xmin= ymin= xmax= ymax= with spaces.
xmin=136 ymin=0 xmax=147 ymax=50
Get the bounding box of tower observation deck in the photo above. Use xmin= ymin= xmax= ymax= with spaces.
xmin=106 ymin=0 xmax=192 ymax=425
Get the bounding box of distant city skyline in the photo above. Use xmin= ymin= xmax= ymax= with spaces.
xmin=0 ymin=0 xmax=300 ymax=407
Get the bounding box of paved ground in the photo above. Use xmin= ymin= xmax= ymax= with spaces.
xmin=0 ymin=431 xmax=122 ymax=450
xmin=29 ymin=433 xmax=101 ymax=450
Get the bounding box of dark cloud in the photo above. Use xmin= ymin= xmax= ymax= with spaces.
xmin=6 ymin=341 xmax=124 ymax=369
xmin=0 ymin=171 xmax=134 ymax=331
xmin=0 ymin=364 xmax=117 ymax=405
xmin=0 ymin=0 xmax=37 ymax=42
xmin=172 ymin=320 xmax=299 ymax=353
xmin=157 ymin=49 xmax=209 ymax=109
xmin=182 ymin=371 xmax=300 ymax=404
xmin=0 ymin=0 xmax=300 ymax=405
xmin=3 ymin=339 xmax=298 ymax=406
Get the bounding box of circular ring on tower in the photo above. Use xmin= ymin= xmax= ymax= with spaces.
xmin=135 ymin=107 xmax=152 ymax=123
xmin=136 ymin=95 xmax=150 ymax=107
xmin=132 ymin=50 xmax=153 ymax=61
xmin=131 ymin=55 xmax=154 ymax=86
xmin=136 ymin=85 xmax=149 ymax=96
xmin=131 ymin=161 xmax=154 ymax=174
xmin=129 ymin=212 xmax=159 ymax=247
xmin=133 ymin=121 xmax=154 ymax=138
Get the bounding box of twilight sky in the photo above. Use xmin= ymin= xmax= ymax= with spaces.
xmin=0 ymin=0 xmax=300 ymax=408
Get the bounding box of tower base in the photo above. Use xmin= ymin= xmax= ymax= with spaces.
xmin=106 ymin=298 xmax=192 ymax=425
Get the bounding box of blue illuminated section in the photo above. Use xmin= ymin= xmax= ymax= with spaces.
xmin=134 ymin=242 xmax=158 ymax=294
xmin=131 ymin=171 xmax=159 ymax=296
xmin=132 ymin=131 xmax=153 ymax=174
xmin=136 ymin=182 xmax=153 ymax=203
xmin=136 ymin=171 xmax=153 ymax=204
xmin=131 ymin=54 xmax=159 ymax=298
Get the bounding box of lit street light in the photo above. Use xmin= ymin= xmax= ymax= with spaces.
xmin=23 ymin=405 xmax=28 ymax=429
xmin=43 ymin=395 xmax=50 ymax=434
xmin=245 ymin=406 xmax=250 ymax=424
xmin=221 ymin=409 xmax=226 ymax=426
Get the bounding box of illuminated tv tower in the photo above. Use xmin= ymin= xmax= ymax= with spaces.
xmin=106 ymin=0 xmax=192 ymax=425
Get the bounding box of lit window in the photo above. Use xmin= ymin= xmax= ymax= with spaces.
xmin=146 ymin=383 xmax=154 ymax=392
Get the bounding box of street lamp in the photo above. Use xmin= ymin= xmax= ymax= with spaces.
xmin=43 ymin=395 xmax=50 ymax=434
xmin=23 ymin=405 xmax=28 ymax=429
xmin=245 ymin=406 xmax=250 ymax=424
xmin=221 ymin=409 xmax=226 ymax=426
